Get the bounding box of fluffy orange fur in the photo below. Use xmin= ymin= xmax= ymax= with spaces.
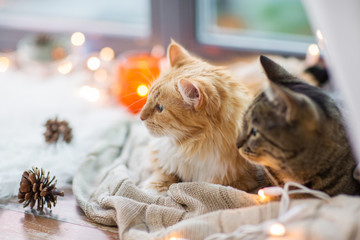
xmin=140 ymin=40 xmax=263 ymax=193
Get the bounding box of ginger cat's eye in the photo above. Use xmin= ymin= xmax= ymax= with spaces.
xmin=155 ymin=104 xmax=164 ymax=112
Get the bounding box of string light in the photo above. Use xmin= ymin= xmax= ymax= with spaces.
xmin=0 ymin=56 xmax=10 ymax=72
xmin=57 ymin=61 xmax=73 ymax=74
xmin=168 ymin=236 xmax=188 ymax=240
xmin=137 ymin=84 xmax=149 ymax=97
xmin=308 ymin=44 xmax=320 ymax=56
xmin=100 ymin=47 xmax=115 ymax=61
xmin=258 ymin=189 xmax=266 ymax=200
xmin=87 ymin=56 xmax=101 ymax=71
xmin=306 ymin=43 xmax=320 ymax=66
xmin=79 ymin=85 xmax=100 ymax=102
xmin=258 ymin=186 xmax=283 ymax=199
xmin=268 ymin=222 xmax=286 ymax=237
xmin=71 ymin=32 xmax=86 ymax=46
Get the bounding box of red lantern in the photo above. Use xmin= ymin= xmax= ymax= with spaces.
xmin=113 ymin=52 xmax=162 ymax=114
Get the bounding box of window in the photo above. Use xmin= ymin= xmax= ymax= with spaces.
xmin=0 ymin=0 xmax=314 ymax=57
xmin=0 ymin=0 xmax=150 ymax=37
xmin=196 ymin=0 xmax=314 ymax=54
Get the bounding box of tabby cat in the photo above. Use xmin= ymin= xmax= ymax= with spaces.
xmin=237 ymin=55 xmax=360 ymax=196
xmin=140 ymin=40 xmax=265 ymax=193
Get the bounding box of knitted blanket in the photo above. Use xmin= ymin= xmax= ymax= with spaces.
xmin=72 ymin=121 xmax=360 ymax=240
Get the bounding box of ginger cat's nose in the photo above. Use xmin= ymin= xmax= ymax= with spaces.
xmin=140 ymin=111 xmax=148 ymax=121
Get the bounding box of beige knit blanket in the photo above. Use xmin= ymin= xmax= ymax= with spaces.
xmin=73 ymin=121 xmax=360 ymax=240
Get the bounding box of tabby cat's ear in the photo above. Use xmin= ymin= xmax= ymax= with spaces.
xmin=260 ymin=55 xmax=295 ymax=83
xmin=167 ymin=40 xmax=191 ymax=67
xmin=265 ymin=82 xmax=319 ymax=129
xmin=178 ymin=78 xmax=202 ymax=109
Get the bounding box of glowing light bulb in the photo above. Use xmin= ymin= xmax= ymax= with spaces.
xmin=57 ymin=61 xmax=73 ymax=74
xmin=100 ymin=47 xmax=115 ymax=61
xmin=258 ymin=189 xmax=266 ymax=200
xmin=268 ymin=222 xmax=286 ymax=237
xmin=71 ymin=32 xmax=85 ymax=46
xmin=306 ymin=43 xmax=320 ymax=66
xmin=168 ymin=237 xmax=188 ymax=240
xmin=137 ymin=84 xmax=149 ymax=97
xmin=308 ymin=44 xmax=320 ymax=56
xmin=87 ymin=56 xmax=101 ymax=71
xmin=0 ymin=56 xmax=10 ymax=72
xmin=80 ymin=85 xmax=100 ymax=102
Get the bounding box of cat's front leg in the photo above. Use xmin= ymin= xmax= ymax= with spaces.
xmin=142 ymin=170 xmax=179 ymax=196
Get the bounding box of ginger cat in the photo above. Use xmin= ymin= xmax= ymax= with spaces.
xmin=140 ymin=41 xmax=266 ymax=194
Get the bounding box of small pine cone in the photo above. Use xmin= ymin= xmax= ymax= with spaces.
xmin=44 ymin=117 xmax=73 ymax=143
xmin=18 ymin=167 xmax=64 ymax=211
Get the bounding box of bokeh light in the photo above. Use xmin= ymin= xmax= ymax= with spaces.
xmin=86 ymin=56 xmax=101 ymax=71
xmin=258 ymin=189 xmax=266 ymax=200
xmin=57 ymin=61 xmax=73 ymax=74
xmin=100 ymin=47 xmax=115 ymax=61
xmin=79 ymin=85 xmax=100 ymax=102
xmin=268 ymin=222 xmax=286 ymax=237
xmin=0 ymin=56 xmax=10 ymax=72
xmin=137 ymin=84 xmax=149 ymax=97
xmin=308 ymin=43 xmax=320 ymax=56
xmin=71 ymin=32 xmax=85 ymax=46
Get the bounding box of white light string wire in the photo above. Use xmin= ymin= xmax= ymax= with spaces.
xmin=204 ymin=182 xmax=331 ymax=240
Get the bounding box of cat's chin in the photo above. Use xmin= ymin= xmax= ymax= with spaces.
xmin=146 ymin=128 xmax=165 ymax=138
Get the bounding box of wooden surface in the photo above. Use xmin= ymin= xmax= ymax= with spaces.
xmin=0 ymin=188 xmax=119 ymax=240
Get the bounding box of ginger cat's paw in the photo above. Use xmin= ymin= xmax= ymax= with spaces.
xmin=141 ymin=170 xmax=178 ymax=196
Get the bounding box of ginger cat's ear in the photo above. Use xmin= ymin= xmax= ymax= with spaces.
xmin=167 ymin=40 xmax=191 ymax=67
xmin=178 ymin=78 xmax=202 ymax=109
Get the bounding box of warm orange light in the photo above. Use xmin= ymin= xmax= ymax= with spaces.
xmin=137 ymin=60 xmax=149 ymax=69
xmin=137 ymin=84 xmax=149 ymax=97
xmin=0 ymin=56 xmax=10 ymax=72
xmin=71 ymin=32 xmax=85 ymax=46
xmin=268 ymin=222 xmax=286 ymax=237
xmin=100 ymin=47 xmax=115 ymax=61
xmin=87 ymin=56 xmax=101 ymax=71
xmin=114 ymin=52 xmax=162 ymax=114
xmin=57 ymin=61 xmax=73 ymax=74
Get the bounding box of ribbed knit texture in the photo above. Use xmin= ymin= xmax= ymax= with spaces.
xmin=73 ymin=121 xmax=360 ymax=240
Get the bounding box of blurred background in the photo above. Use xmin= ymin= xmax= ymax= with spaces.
xmin=0 ymin=0 xmax=315 ymax=57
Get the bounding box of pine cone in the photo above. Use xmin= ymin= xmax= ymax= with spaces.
xmin=18 ymin=167 xmax=64 ymax=211
xmin=44 ymin=117 xmax=73 ymax=143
